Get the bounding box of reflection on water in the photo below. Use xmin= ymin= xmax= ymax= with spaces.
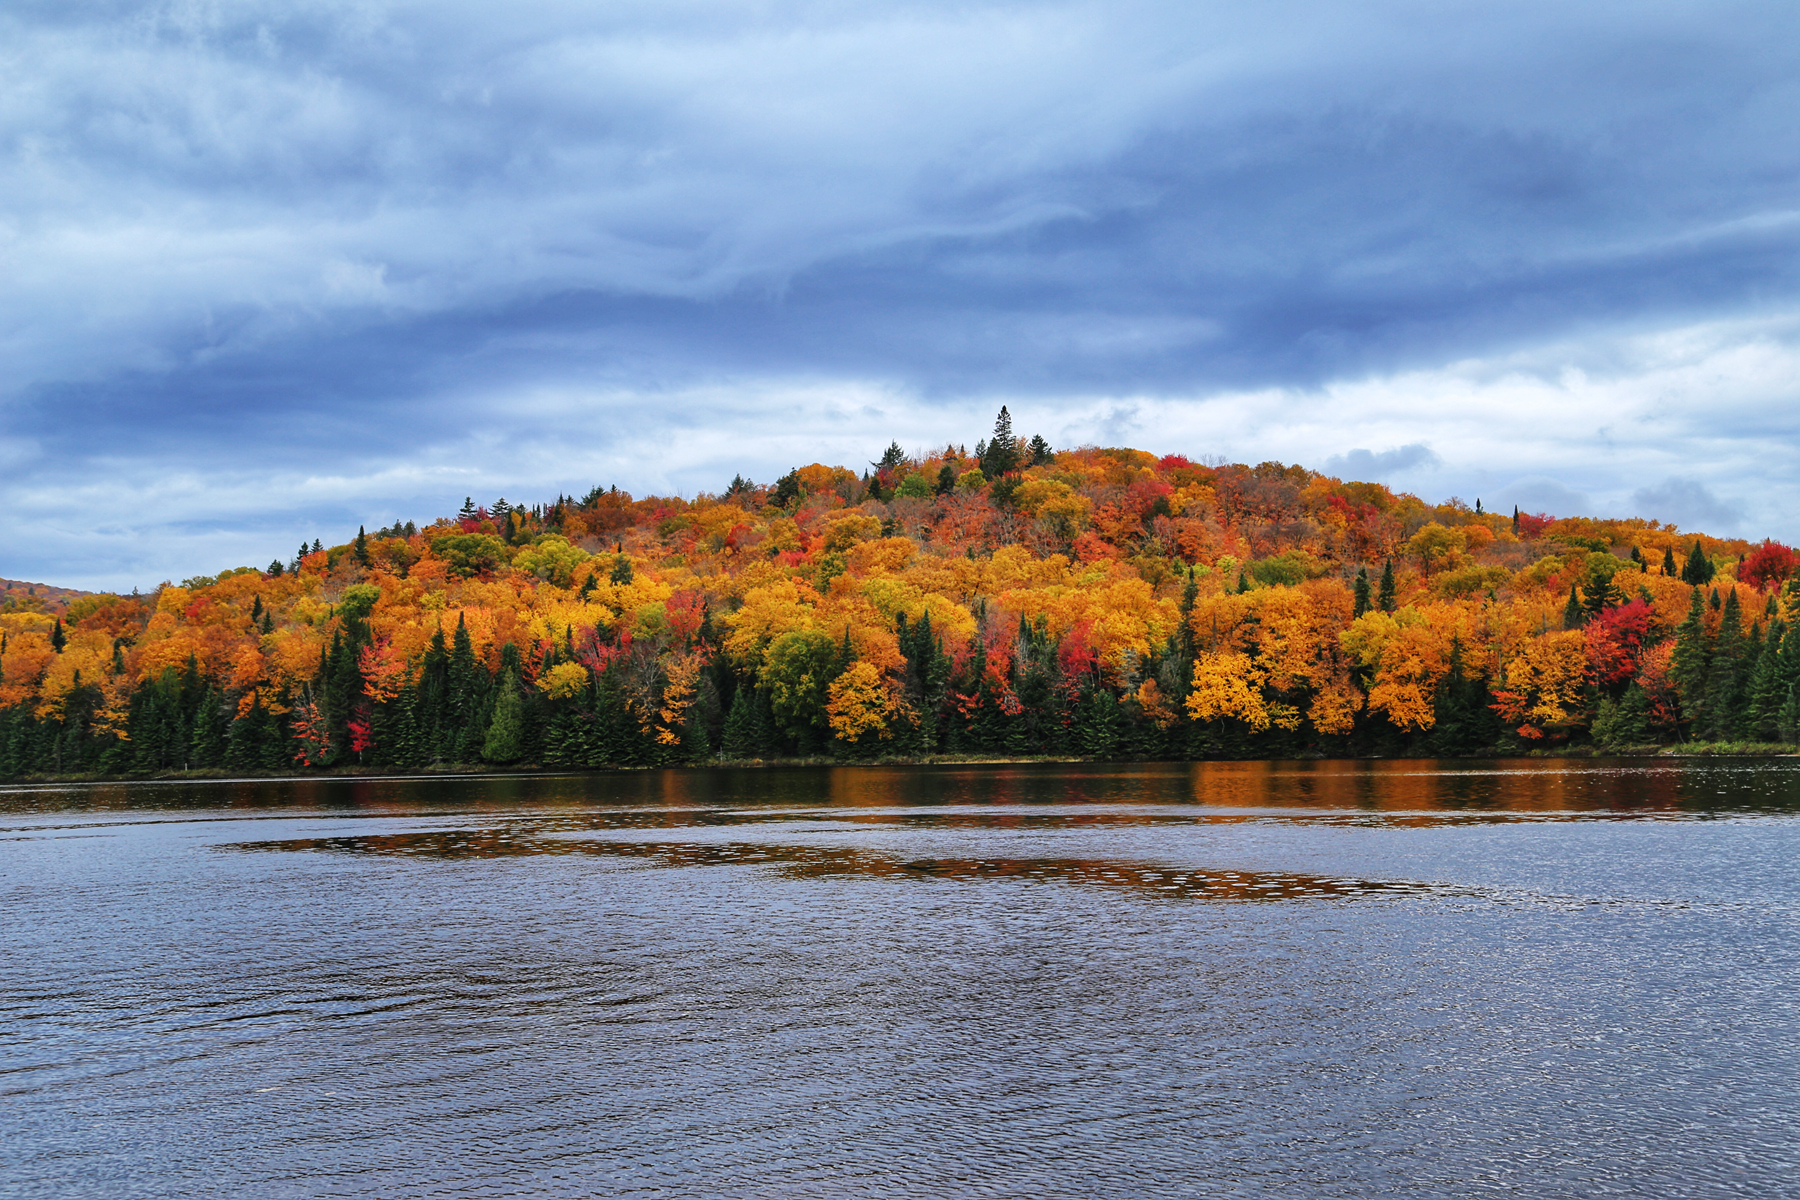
xmin=7 ymin=756 xmax=1800 ymax=821
xmin=7 ymin=759 xmax=1800 ymax=1199
xmin=222 ymin=828 xmax=1440 ymax=902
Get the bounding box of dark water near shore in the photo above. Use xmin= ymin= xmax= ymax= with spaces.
xmin=4 ymin=760 xmax=1800 ymax=1198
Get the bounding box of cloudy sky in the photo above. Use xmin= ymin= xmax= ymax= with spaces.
xmin=4 ymin=0 xmax=1798 ymax=590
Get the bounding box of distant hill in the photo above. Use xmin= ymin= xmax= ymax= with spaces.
xmin=1 ymin=420 xmax=1796 ymax=778
xmin=0 ymin=578 xmax=92 ymax=616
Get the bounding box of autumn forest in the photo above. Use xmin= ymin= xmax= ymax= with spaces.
xmin=4 ymin=409 xmax=1797 ymax=779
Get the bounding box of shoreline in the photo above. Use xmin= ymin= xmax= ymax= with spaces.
xmin=5 ymin=743 xmax=1797 ymax=786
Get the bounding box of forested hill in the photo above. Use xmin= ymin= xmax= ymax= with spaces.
xmin=1 ymin=578 xmax=92 ymax=616
xmin=3 ymin=416 xmax=1795 ymax=778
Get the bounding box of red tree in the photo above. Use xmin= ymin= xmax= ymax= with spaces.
xmin=1740 ymin=540 xmax=1796 ymax=592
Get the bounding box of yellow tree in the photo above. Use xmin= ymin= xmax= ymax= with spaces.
xmin=1403 ymin=522 xmax=1468 ymax=579
xmin=826 ymin=660 xmax=899 ymax=744
xmin=1185 ymin=650 xmax=1295 ymax=731
xmin=1492 ymin=630 xmax=1588 ymax=739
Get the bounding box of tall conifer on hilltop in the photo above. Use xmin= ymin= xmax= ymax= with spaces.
xmin=979 ymin=406 xmax=1019 ymax=478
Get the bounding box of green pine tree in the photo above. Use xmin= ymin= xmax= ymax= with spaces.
xmin=720 ymin=683 xmax=758 ymax=757
xmin=189 ymin=686 xmax=228 ymax=767
xmin=482 ymin=670 xmax=525 ymax=763
xmin=1073 ymin=684 xmax=1122 ymax=758
xmin=979 ymin=406 xmax=1020 ymax=478
xmin=1682 ymin=540 xmax=1715 ymax=585
xmin=1429 ymin=635 xmax=1499 ymax=754
xmin=1562 ymin=583 xmax=1584 ymax=630
xmin=1592 ymin=684 xmax=1651 ymax=750
xmin=1741 ymin=619 xmax=1784 ymax=741
xmin=1774 ymin=620 xmax=1800 ymax=742
xmin=1669 ymin=586 xmax=1711 ymax=734
xmin=447 ymin=613 xmax=484 ymax=763
xmin=1699 ymin=589 xmax=1746 ymax=739
xmin=1584 ymin=564 xmax=1620 ymax=617
xmin=1378 ymin=559 xmax=1397 ymax=613
xmin=1352 ymin=568 xmax=1371 ymax=619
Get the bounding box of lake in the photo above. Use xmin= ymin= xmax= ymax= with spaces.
xmin=4 ymin=760 xmax=1798 ymax=1198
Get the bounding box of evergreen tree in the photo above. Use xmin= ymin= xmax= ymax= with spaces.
xmin=1700 ymin=588 xmax=1746 ymax=739
xmin=354 ymin=526 xmax=370 ymax=566
xmin=1562 ymin=583 xmax=1584 ymax=630
xmin=1681 ymin=540 xmax=1715 ymax=585
xmin=1073 ymin=684 xmax=1122 ymax=758
xmin=1592 ymin=685 xmax=1651 ymax=749
xmin=1352 ymin=568 xmax=1371 ymax=619
xmin=482 ymin=670 xmax=525 ymax=763
xmin=1775 ymin=620 xmax=1800 ymax=742
xmin=446 ymin=614 xmax=484 ymax=762
xmin=750 ymin=684 xmax=780 ymax=757
xmin=227 ymin=694 xmax=274 ymax=772
xmin=935 ymin=463 xmax=957 ymax=496
xmin=610 ymin=555 xmax=634 ymax=585
xmin=1741 ymin=619 xmax=1784 ymax=741
xmin=979 ymin=406 xmax=1020 ymax=477
xmin=1026 ymin=434 xmax=1053 ymax=467
xmin=771 ymin=470 xmax=802 ymax=508
xmin=1669 ymin=586 xmax=1711 ymax=733
xmin=1378 ymin=559 xmax=1397 ymax=613
xmin=720 ymin=683 xmax=758 ymax=757
xmin=50 ymin=618 xmax=65 ymax=653
xmin=1429 ymin=636 xmax=1499 ymax=754
xmin=1660 ymin=547 xmax=1674 ymax=576
xmin=1584 ymin=565 xmax=1620 ymax=618
xmin=1511 ymin=505 xmax=1520 ymax=534
xmin=190 ymin=687 xmax=228 ymax=767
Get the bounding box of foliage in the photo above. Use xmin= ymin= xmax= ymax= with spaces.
xmin=0 ymin=410 xmax=1789 ymax=778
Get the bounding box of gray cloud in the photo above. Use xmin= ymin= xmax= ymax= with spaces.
xmin=1629 ymin=477 xmax=1745 ymax=534
xmin=1496 ymin=478 xmax=1594 ymax=520
xmin=1321 ymin=443 xmax=1440 ymax=481
xmin=3 ymin=0 xmax=1799 ymax=586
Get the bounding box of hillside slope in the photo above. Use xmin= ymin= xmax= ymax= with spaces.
xmin=2 ymin=425 xmax=1794 ymax=777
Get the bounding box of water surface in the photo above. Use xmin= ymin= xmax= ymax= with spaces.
xmin=4 ymin=760 xmax=1798 ymax=1197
